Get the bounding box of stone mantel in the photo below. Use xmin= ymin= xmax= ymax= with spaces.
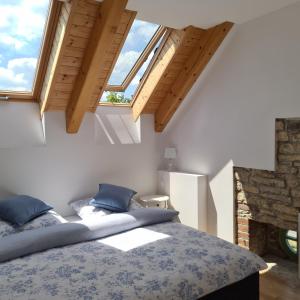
xmin=235 ymin=118 xmax=300 ymax=251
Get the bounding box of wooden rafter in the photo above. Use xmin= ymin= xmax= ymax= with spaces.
xmin=132 ymin=22 xmax=233 ymax=131
xmin=155 ymin=22 xmax=233 ymax=132
xmin=66 ymin=0 xmax=128 ymax=133
xmin=40 ymin=0 xmax=79 ymax=114
xmin=90 ymin=9 xmax=136 ymax=108
xmin=39 ymin=0 xmax=135 ymax=113
xmin=131 ymin=28 xmax=190 ymax=121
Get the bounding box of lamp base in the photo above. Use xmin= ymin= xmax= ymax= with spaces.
xmin=167 ymin=159 xmax=176 ymax=171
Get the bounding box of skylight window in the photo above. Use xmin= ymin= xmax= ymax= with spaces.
xmin=0 ymin=0 xmax=50 ymax=92
xmin=109 ymin=20 xmax=159 ymax=86
xmin=100 ymin=19 xmax=166 ymax=104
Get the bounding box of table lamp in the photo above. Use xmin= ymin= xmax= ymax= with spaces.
xmin=164 ymin=147 xmax=177 ymax=171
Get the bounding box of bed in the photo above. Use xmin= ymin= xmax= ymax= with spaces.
xmin=0 ymin=208 xmax=266 ymax=300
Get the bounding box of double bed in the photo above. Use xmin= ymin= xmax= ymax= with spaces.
xmin=0 ymin=208 xmax=266 ymax=300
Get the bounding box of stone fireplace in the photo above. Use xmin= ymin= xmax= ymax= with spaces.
xmin=234 ymin=118 xmax=299 ymax=268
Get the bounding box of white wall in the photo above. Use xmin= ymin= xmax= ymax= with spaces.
xmin=0 ymin=103 xmax=158 ymax=216
xmin=159 ymin=2 xmax=300 ymax=242
xmin=0 ymin=102 xmax=45 ymax=148
xmin=127 ymin=0 xmax=300 ymax=29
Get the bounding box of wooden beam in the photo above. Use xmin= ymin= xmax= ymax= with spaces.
xmin=0 ymin=91 xmax=34 ymax=102
xmin=155 ymin=22 xmax=233 ymax=132
xmin=90 ymin=9 xmax=136 ymax=110
xmin=131 ymin=29 xmax=186 ymax=121
xmin=66 ymin=0 xmax=128 ymax=133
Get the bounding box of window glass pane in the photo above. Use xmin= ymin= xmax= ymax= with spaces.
xmin=108 ymin=19 xmax=159 ymax=86
xmin=101 ymin=34 xmax=164 ymax=104
xmin=286 ymin=230 xmax=297 ymax=240
xmin=0 ymin=0 xmax=50 ymax=92
xmin=286 ymin=238 xmax=297 ymax=254
xmin=286 ymin=230 xmax=297 ymax=254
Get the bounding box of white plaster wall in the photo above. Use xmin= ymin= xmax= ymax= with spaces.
xmin=159 ymin=2 xmax=300 ymax=242
xmin=127 ymin=0 xmax=300 ymax=29
xmin=0 ymin=104 xmax=158 ymax=216
xmin=0 ymin=102 xmax=45 ymax=148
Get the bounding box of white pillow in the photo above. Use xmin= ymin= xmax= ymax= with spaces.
xmin=69 ymin=196 xmax=143 ymax=219
xmin=69 ymin=198 xmax=112 ymax=219
xmin=0 ymin=210 xmax=66 ymax=238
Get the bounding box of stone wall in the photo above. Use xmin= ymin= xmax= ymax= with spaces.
xmin=235 ymin=118 xmax=300 ymax=252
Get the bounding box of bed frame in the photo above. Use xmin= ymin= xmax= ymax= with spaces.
xmin=200 ymin=272 xmax=259 ymax=300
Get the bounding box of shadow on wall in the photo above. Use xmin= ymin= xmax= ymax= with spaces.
xmin=208 ymin=160 xmax=235 ymax=239
xmin=94 ymin=113 xmax=141 ymax=145
xmin=207 ymin=187 xmax=217 ymax=235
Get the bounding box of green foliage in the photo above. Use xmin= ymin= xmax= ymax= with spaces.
xmin=105 ymin=91 xmax=131 ymax=103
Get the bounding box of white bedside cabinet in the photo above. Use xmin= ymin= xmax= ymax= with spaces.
xmin=158 ymin=170 xmax=207 ymax=232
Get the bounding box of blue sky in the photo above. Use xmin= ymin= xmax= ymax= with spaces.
xmin=0 ymin=0 xmax=49 ymax=91
xmin=104 ymin=19 xmax=160 ymax=101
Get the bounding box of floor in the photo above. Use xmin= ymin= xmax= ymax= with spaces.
xmin=260 ymin=255 xmax=300 ymax=300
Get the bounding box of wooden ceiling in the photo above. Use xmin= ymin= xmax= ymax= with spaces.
xmin=40 ymin=0 xmax=135 ymax=114
xmin=39 ymin=0 xmax=233 ymax=133
xmin=132 ymin=22 xmax=233 ymax=132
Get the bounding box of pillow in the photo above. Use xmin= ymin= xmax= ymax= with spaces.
xmin=90 ymin=184 xmax=137 ymax=212
xmin=69 ymin=198 xmax=112 ymax=219
xmin=0 ymin=195 xmax=53 ymax=227
xmin=70 ymin=196 xmax=142 ymax=219
xmin=0 ymin=210 xmax=66 ymax=238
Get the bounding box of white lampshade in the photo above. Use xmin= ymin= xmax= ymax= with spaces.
xmin=164 ymin=147 xmax=177 ymax=159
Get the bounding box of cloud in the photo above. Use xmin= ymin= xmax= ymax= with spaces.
xmin=0 ymin=1 xmax=49 ymax=91
xmin=0 ymin=57 xmax=37 ymax=91
xmin=109 ymin=50 xmax=140 ymax=85
xmin=135 ymin=21 xmax=159 ymax=40
xmin=7 ymin=57 xmax=37 ymax=70
xmin=126 ymin=20 xmax=159 ymax=48
xmin=108 ymin=20 xmax=159 ymax=84
xmin=0 ymin=34 xmax=26 ymax=50
xmin=0 ymin=0 xmax=49 ymax=45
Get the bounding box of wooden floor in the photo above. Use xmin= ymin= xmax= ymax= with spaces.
xmin=260 ymin=271 xmax=300 ymax=300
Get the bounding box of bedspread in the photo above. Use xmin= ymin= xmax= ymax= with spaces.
xmin=0 ymin=222 xmax=266 ymax=300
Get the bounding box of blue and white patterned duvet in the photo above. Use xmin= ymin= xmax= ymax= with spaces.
xmin=0 ymin=222 xmax=266 ymax=300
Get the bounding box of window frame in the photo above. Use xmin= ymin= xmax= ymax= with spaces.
xmin=99 ymin=26 xmax=170 ymax=107
xmin=0 ymin=0 xmax=62 ymax=103
xmin=279 ymin=228 xmax=298 ymax=261
xmin=105 ymin=25 xmax=167 ymax=93
xmin=130 ymin=28 xmax=172 ymax=107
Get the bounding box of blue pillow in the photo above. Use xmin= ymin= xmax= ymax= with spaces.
xmin=90 ymin=184 xmax=137 ymax=212
xmin=0 ymin=195 xmax=53 ymax=227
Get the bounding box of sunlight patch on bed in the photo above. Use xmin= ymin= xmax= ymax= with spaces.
xmin=97 ymin=228 xmax=170 ymax=251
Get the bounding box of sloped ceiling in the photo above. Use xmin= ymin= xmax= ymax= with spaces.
xmin=40 ymin=0 xmax=300 ymax=133
xmin=127 ymin=0 xmax=300 ymax=28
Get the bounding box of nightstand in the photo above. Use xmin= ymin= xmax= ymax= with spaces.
xmin=140 ymin=195 xmax=169 ymax=209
